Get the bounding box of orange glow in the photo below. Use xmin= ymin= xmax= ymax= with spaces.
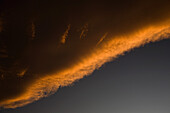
xmin=0 ymin=20 xmax=170 ymax=108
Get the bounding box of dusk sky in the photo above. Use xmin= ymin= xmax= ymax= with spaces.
xmin=0 ymin=0 xmax=170 ymax=113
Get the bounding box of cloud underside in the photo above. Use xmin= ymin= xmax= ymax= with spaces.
xmin=1 ymin=21 xmax=170 ymax=108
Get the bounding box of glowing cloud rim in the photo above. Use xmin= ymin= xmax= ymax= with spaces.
xmin=1 ymin=22 xmax=170 ymax=109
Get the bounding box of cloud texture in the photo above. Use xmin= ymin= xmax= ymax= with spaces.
xmin=0 ymin=0 xmax=170 ymax=109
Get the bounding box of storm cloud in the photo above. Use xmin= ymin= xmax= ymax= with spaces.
xmin=0 ymin=0 xmax=170 ymax=108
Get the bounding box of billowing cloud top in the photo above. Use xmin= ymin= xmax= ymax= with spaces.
xmin=0 ymin=0 xmax=170 ymax=109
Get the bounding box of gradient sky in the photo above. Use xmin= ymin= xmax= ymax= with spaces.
xmin=0 ymin=0 xmax=170 ymax=112
xmin=1 ymin=39 xmax=170 ymax=113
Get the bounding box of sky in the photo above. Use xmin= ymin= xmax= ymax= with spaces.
xmin=0 ymin=0 xmax=170 ymax=112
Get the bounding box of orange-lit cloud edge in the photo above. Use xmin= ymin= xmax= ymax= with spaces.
xmin=1 ymin=20 xmax=170 ymax=109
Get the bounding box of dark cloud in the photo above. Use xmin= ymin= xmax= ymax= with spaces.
xmin=0 ymin=0 xmax=170 ymax=108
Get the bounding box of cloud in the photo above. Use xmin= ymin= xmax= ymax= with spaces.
xmin=0 ymin=0 xmax=170 ymax=109
xmin=96 ymin=33 xmax=108 ymax=46
xmin=61 ymin=24 xmax=71 ymax=44
xmin=31 ymin=21 xmax=36 ymax=39
xmin=80 ymin=24 xmax=88 ymax=39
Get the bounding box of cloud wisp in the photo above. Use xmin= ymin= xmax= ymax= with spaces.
xmin=61 ymin=24 xmax=71 ymax=44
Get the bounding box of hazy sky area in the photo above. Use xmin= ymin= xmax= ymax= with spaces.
xmin=0 ymin=0 xmax=170 ymax=112
xmin=1 ymin=39 xmax=170 ymax=113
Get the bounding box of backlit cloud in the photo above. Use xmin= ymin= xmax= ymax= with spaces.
xmin=0 ymin=0 xmax=170 ymax=109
